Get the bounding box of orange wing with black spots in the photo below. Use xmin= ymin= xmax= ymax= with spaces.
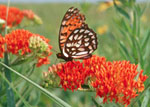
xmin=59 ymin=7 xmax=85 ymax=52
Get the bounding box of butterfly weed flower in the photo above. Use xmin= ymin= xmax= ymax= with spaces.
xmin=22 ymin=10 xmax=34 ymax=20
xmin=43 ymin=63 xmax=63 ymax=87
xmin=0 ymin=5 xmax=24 ymax=28
xmin=22 ymin=9 xmax=43 ymax=25
xmin=5 ymin=29 xmax=52 ymax=67
xmin=0 ymin=34 xmax=5 ymax=58
xmin=56 ymin=61 xmax=89 ymax=91
xmin=31 ymin=34 xmax=52 ymax=67
xmin=29 ymin=35 xmax=49 ymax=56
xmin=89 ymin=58 xmax=148 ymax=105
xmin=5 ymin=29 xmax=32 ymax=55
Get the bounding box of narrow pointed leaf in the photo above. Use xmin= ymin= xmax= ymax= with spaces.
xmin=113 ymin=1 xmax=130 ymax=20
xmin=141 ymin=30 xmax=150 ymax=50
xmin=0 ymin=62 xmax=71 ymax=107
xmin=141 ymin=88 xmax=150 ymax=107
xmin=0 ymin=72 xmax=32 ymax=107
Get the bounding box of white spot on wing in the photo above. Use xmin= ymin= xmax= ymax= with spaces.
xmin=71 ymin=48 xmax=76 ymax=51
xmin=66 ymin=15 xmax=70 ymax=19
xmin=89 ymin=50 xmax=93 ymax=54
xmin=85 ymin=30 xmax=90 ymax=33
xmin=78 ymin=48 xmax=85 ymax=51
xmin=66 ymin=48 xmax=69 ymax=52
xmin=89 ymin=32 xmax=93 ymax=35
xmin=77 ymin=40 xmax=82 ymax=45
xmin=72 ymin=52 xmax=76 ymax=55
xmin=88 ymin=46 xmax=92 ymax=49
xmin=76 ymin=51 xmax=88 ymax=55
xmin=74 ymin=34 xmax=78 ymax=40
xmin=85 ymin=42 xmax=89 ymax=46
xmin=74 ymin=29 xmax=79 ymax=34
xmin=69 ymin=35 xmax=73 ymax=40
xmin=92 ymin=40 xmax=96 ymax=44
xmin=77 ymin=35 xmax=83 ymax=40
xmin=93 ymin=45 xmax=97 ymax=49
xmin=80 ymin=29 xmax=84 ymax=33
xmin=63 ymin=47 xmax=69 ymax=57
xmin=62 ymin=21 xmax=66 ymax=25
xmin=66 ymin=43 xmax=72 ymax=47
xmin=85 ymin=38 xmax=90 ymax=42
xmin=75 ymin=43 xmax=80 ymax=47
xmin=91 ymin=36 xmax=95 ymax=39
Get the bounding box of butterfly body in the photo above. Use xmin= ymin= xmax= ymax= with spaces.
xmin=57 ymin=7 xmax=98 ymax=61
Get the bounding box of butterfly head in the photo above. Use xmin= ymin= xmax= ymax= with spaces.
xmin=56 ymin=53 xmax=62 ymax=59
xmin=56 ymin=53 xmax=73 ymax=61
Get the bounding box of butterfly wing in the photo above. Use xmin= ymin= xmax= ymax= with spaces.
xmin=59 ymin=7 xmax=85 ymax=53
xmin=62 ymin=25 xmax=98 ymax=59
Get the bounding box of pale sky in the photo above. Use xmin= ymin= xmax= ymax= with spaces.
xmin=0 ymin=0 xmax=148 ymax=3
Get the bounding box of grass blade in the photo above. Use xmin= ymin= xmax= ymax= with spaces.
xmin=119 ymin=41 xmax=134 ymax=62
xmin=141 ymin=30 xmax=150 ymax=51
xmin=141 ymin=88 xmax=150 ymax=107
xmin=4 ymin=53 xmax=15 ymax=107
xmin=0 ymin=62 xmax=71 ymax=107
xmin=0 ymin=72 xmax=32 ymax=107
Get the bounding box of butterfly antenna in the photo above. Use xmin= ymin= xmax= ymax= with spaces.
xmin=54 ymin=58 xmax=58 ymax=64
xmin=51 ymin=48 xmax=59 ymax=53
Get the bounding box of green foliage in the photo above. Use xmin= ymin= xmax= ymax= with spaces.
xmin=0 ymin=1 xmax=150 ymax=107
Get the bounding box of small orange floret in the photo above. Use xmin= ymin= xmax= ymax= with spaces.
xmin=22 ymin=9 xmax=35 ymax=19
xmin=0 ymin=34 xmax=5 ymax=58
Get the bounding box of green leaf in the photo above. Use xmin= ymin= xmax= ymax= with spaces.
xmin=113 ymin=1 xmax=130 ymax=20
xmin=141 ymin=30 xmax=150 ymax=51
xmin=141 ymin=88 xmax=150 ymax=107
xmin=4 ymin=53 xmax=15 ymax=107
xmin=134 ymin=38 xmax=144 ymax=69
xmin=0 ymin=72 xmax=32 ymax=107
xmin=119 ymin=41 xmax=134 ymax=62
xmin=0 ymin=62 xmax=71 ymax=107
xmin=132 ymin=11 xmax=137 ymax=36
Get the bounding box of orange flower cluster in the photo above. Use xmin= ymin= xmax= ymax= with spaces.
xmin=5 ymin=29 xmax=52 ymax=67
xmin=57 ymin=61 xmax=88 ymax=91
xmin=5 ymin=29 xmax=32 ymax=55
xmin=84 ymin=56 xmax=147 ymax=105
xmin=0 ymin=34 xmax=5 ymax=58
xmin=0 ymin=5 xmax=24 ymax=28
xmin=45 ymin=55 xmax=147 ymax=105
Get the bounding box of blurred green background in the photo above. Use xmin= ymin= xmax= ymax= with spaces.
xmin=1 ymin=1 xmax=150 ymax=106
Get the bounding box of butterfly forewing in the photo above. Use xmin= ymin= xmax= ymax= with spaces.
xmin=63 ymin=26 xmax=98 ymax=59
xmin=59 ymin=7 xmax=85 ymax=52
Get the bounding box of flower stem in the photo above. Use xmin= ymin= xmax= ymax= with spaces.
xmin=4 ymin=0 xmax=15 ymax=106
xmin=4 ymin=52 xmax=15 ymax=107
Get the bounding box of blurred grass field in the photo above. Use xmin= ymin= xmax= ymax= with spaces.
xmin=1 ymin=2 xmax=150 ymax=106
xmin=10 ymin=2 xmax=150 ymax=62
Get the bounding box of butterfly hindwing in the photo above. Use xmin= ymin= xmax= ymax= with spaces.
xmin=59 ymin=7 xmax=85 ymax=52
xmin=62 ymin=25 xmax=98 ymax=59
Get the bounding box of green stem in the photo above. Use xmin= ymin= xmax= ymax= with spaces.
xmin=4 ymin=53 xmax=15 ymax=107
xmin=4 ymin=0 xmax=16 ymax=106
xmin=0 ymin=62 xmax=71 ymax=107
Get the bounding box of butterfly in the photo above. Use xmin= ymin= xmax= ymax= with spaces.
xmin=56 ymin=7 xmax=98 ymax=61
